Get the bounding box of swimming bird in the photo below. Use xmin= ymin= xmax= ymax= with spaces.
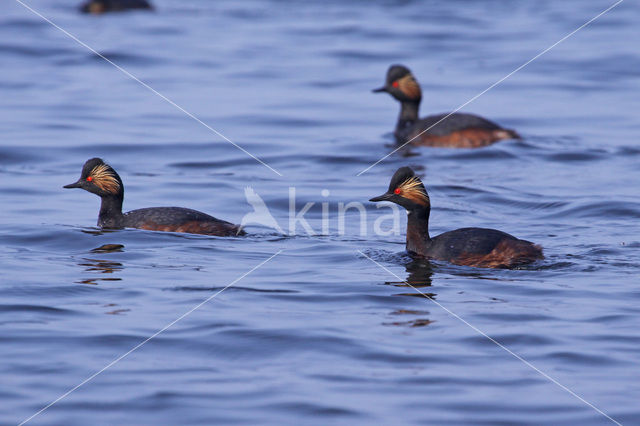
xmin=64 ymin=158 xmax=243 ymax=236
xmin=370 ymin=167 xmax=542 ymax=268
xmin=373 ymin=65 xmax=519 ymax=148
xmin=79 ymin=0 xmax=153 ymax=14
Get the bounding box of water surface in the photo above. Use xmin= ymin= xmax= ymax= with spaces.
xmin=1 ymin=0 xmax=640 ymax=424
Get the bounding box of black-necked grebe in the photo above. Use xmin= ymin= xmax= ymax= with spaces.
xmin=64 ymin=158 xmax=243 ymax=236
xmin=370 ymin=167 xmax=542 ymax=268
xmin=373 ymin=65 xmax=519 ymax=148
xmin=79 ymin=0 xmax=153 ymax=14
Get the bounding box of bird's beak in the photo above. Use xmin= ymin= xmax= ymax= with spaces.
xmin=372 ymin=86 xmax=387 ymax=93
xmin=370 ymin=193 xmax=392 ymax=202
xmin=63 ymin=180 xmax=83 ymax=189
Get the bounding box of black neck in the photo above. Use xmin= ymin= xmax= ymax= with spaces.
xmin=395 ymin=100 xmax=421 ymax=138
xmin=406 ymin=206 xmax=431 ymax=256
xmin=98 ymin=194 xmax=124 ymax=228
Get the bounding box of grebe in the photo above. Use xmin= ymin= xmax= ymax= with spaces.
xmin=79 ymin=0 xmax=153 ymax=14
xmin=373 ymin=65 xmax=519 ymax=148
xmin=370 ymin=167 xmax=542 ymax=268
xmin=64 ymin=158 xmax=243 ymax=236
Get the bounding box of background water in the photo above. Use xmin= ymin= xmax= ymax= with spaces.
xmin=1 ymin=0 xmax=639 ymax=424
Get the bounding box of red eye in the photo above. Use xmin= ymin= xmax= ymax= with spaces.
xmin=392 ymin=81 xmax=399 ymax=88
xmin=86 ymin=176 xmax=93 ymax=182
xmin=394 ymin=188 xmax=401 ymax=194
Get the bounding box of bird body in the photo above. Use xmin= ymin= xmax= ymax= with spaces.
xmin=79 ymin=0 xmax=153 ymax=14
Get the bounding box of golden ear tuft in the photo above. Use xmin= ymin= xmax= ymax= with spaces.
xmin=398 ymin=176 xmax=429 ymax=205
xmin=398 ymin=74 xmax=421 ymax=99
xmin=89 ymin=164 xmax=120 ymax=194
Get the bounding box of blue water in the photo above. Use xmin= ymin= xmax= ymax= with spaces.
xmin=2 ymin=0 xmax=640 ymax=424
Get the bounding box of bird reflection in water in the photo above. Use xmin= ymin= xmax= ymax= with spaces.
xmin=102 ymin=303 xmax=130 ymax=315
xmin=386 ymin=259 xmax=436 ymax=298
xmin=77 ymin=244 xmax=129 ymax=314
xmin=384 ymin=259 xmax=435 ymax=327
xmin=76 ymin=244 xmax=124 ymax=285
xmin=383 ymin=310 xmax=434 ymax=328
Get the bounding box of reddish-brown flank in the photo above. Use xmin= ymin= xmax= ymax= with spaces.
xmin=455 ymin=239 xmax=543 ymax=269
xmin=139 ymin=220 xmax=243 ymax=236
xmin=409 ymin=128 xmax=520 ymax=148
